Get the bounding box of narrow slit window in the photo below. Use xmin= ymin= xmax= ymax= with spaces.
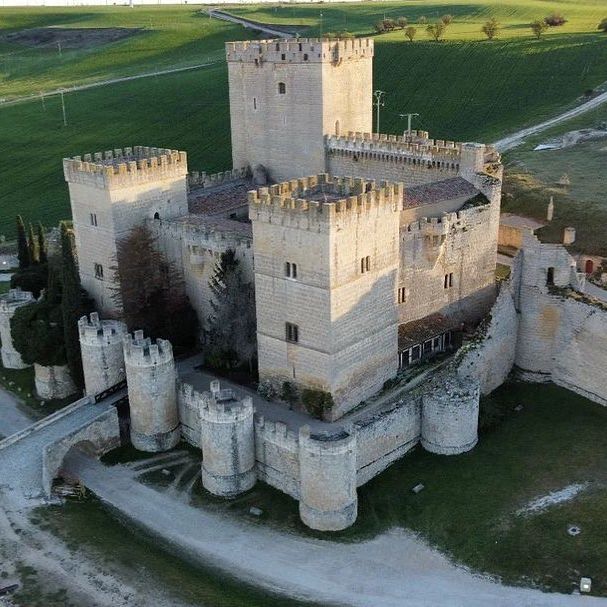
xmin=278 ymin=82 xmax=286 ymax=94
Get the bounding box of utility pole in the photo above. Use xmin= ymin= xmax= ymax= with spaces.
xmin=40 ymin=91 xmax=46 ymax=111
xmin=398 ymin=112 xmax=419 ymax=135
xmin=373 ymin=90 xmax=386 ymax=134
xmin=319 ymin=11 xmax=323 ymax=38
xmin=57 ymin=40 xmax=62 ymax=58
xmin=60 ymin=91 xmax=68 ymax=127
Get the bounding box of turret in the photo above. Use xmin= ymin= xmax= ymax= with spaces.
xmin=199 ymin=380 xmax=256 ymax=497
xmin=0 ymin=288 xmax=35 ymax=369
xmin=421 ymin=376 xmax=480 ymax=455
xmin=298 ymin=426 xmax=357 ymax=531
xmin=123 ymin=330 xmax=179 ymax=452
xmin=78 ymin=312 xmax=127 ymax=396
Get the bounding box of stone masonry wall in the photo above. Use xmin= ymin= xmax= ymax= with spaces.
xmin=0 ymin=288 xmax=35 ymax=369
xmin=34 ymin=364 xmax=77 ymax=400
xmin=457 ymin=282 xmax=519 ymax=395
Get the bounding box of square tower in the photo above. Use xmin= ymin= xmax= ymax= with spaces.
xmin=249 ymin=174 xmax=402 ymax=420
xmin=227 ymin=38 xmax=373 ymax=183
xmin=64 ymin=147 xmax=188 ymax=315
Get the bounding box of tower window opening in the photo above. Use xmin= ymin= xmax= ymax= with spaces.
xmin=361 ymin=256 xmax=371 ymax=274
xmin=153 ymin=212 xmax=160 ymax=220
xmin=278 ymin=82 xmax=286 ymax=94
xmin=444 ymin=272 xmax=454 ymax=289
xmin=298 ymin=43 xmax=302 ymax=51
xmin=303 ymin=53 xmax=308 ymax=61
xmin=547 ymin=267 xmax=555 ymax=285
xmin=398 ymin=287 xmax=407 ymax=304
xmin=90 ymin=213 xmax=98 ymax=226
xmin=281 ymin=53 xmax=286 ymax=61
xmin=253 ymin=97 xmax=257 ymax=110
xmin=285 ymin=261 xmax=298 ymax=279
xmin=286 ymin=322 xmax=299 ymax=343
xmin=275 ymin=43 xmax=280 ymax=51
xmin=94 ymin=263 xmax=104 ymax=280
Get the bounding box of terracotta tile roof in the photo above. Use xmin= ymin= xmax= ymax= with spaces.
xmin=398 ymin=313 xmax=458 ymax=351
xmin=188 ymin=179 xmax=253 ymax=217
xmin=404 ymin=177 xmax=480 ymax=208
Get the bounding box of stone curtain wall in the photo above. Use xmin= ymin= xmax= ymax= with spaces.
xmin=457 ymin=282 xmax=519 ymax=395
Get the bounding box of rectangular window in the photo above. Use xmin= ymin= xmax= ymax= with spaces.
xmin=285 ymin=262 xmax=297 ymax=279
xmin=547 ymin=267 xmax=555 ymax=286
xmin=444 ymin=272 xmax=454 ymax=289
xmin=253 ymin=97 xmax=257 ymax=110
xmin=361 ymin=256 xmax=372 ymax=274
xmin=285 ymin=322 xmax=299 ymax=343
xmin=94 ymin=263 xmax=104 ymax=280
xmin=398 ymin=287 xmax=407 ymax=304
xmin=90 ymin=213 xmax=97 ymax=227
xmin=281 ymin=53 xmax=286 ymax=61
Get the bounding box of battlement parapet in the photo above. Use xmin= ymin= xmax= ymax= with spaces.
xmin=248 ymin=173 xmax=403 ymax=226
xmin=63 ymin=146 xmax=188 ymax=189
xmin=123 ymin=330 xmax=173 ymax=366
xmin=78 ymin=312 xmax=127 ymax=345
xmin=255 ymin=415 xmax=299 ymax=448
xmin=403 ymin=202 xmax=490 ymax=235
xmin=326 ymin=132 xmax=462 ymax=163
xmin=188 ymin=166 xmax=250 ymax=190
xmin=299 ymin=425 xmax=356 ymax=455
xmin=0 ymin=288 xmax=35 ymax=313
xmin=226 ymin=37 xmax=373 ymax=64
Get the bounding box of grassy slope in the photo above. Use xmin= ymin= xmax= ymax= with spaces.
xmin=2 ymin=1 xmax=607 ymax=238
xmin=0 ymin=7 xmax=243 ymax=98
xmin=501 ymin=105 xmax=607 ymax=255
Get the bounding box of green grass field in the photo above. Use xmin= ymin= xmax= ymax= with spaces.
xmin=1 ymin=1 xmax=607 ymax=238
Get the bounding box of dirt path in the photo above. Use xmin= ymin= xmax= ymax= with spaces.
xmin=208 ymin=9 xmax=292 ymax=38
xmin=494 ymin=88 xmax=607 ymax=152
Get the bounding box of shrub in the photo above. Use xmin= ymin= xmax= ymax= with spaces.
xmin=440 ymin=14 xmax=454 ymax=25
xmin=598 ymin=18 xmax=607 ymax=33
xmin=10 ymin=262 xmax=48 ymax=298
xmin=396 ymin=16 xmax=408 ymax=29
xmin=530 ymin=19 xmax=548 ymax=39
xmin=545 ymin=13 xmax=566 ymax=27
xmin=405 ymin=25 xmax=417 ymax=41
xmin=382 ymin=18 xmax=397 ymax=31
xmin=281 ymin=381 xmax=298 ymax=404
xmin=481 ymin=17 xmax=499 ymax=40
xmin=373 ymin=21 xmax=385 ymax=34
xmin=301 ymin=389 xmax=334 ymax=419
xmin=418 ymin=15 xmax=427 ymax=25
xmin=426 ymin=21 xmax=447 ymax=42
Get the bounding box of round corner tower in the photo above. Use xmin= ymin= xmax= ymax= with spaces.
xmin=421 ymin=376 xmax=480 ymax=455
xmin=0 ymin=288 xmax=35 ymax=369
xmin=123 ymin=330 xmax=179 ymax=452
xmin=78 ymin=312 xmax=127 ymax=396
xmin=200 ymin=380 xmax=256 ymax=497
xmin=298 ymin=425 xmax=357 ymax=531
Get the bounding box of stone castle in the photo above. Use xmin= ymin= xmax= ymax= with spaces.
xmin=7 ymin=37 xmax=605 ymax=531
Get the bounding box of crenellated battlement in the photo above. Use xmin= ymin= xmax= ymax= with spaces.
xmin=226 ymin=37 xmax=373 ymax=65
xmin=248 ymin=173 xmax=403 ymax=227
xmin=255 ymin=415 xmax=299 ymax=449
xmin=200 ymin=380 xmax=254 ymax=423
xmin=123 ymin=330 xmax=173 ymax=366
xmin=188 ymin=166 xmax=250 ymax=190
xmin=299 ymin=425 xmax=356 ymax=455
xmin=63 ymin=146 xmax=188 ymax=190
xmin=0 ymin=288 xmax=35 ymax=313
xmin=402 ymin=203 xmax=491 ymax=236
xmin=326 ymin=132 xmax=501 ymax=177
xmin=78 ymin=312 xmax=127 ymax=345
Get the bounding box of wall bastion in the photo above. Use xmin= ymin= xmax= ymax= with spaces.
xmin=123 ymin=330 xmax=179 ymax=452
xmin=0 ymin=288 xmax=35 ymax=369
xmin=298 ymin=425 xmax=357 ymax=531
xmin=78 ymin=312 xmax=127 ymax=396
xmin=34 ymin=363 xmax=77 ymax=401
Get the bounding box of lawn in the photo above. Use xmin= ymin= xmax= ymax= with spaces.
xmin=2 ymin=1 xmax=607 ymax=239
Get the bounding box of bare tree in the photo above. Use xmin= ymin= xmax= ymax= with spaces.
xmin=405 ymin=26 xmax=417 ymax=41
xmin=482 ymin=17 xmax=499 ymax=40
xmin=427 ymin=21 xmax=447 ymax=42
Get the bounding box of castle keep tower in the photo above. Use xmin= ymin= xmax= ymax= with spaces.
xmin=199 ymin=380 xmax=256 ymax=497
xmin=78 ymin=313 xmax=127 ymax=396
xmin=0 ymin=288 xmax=35 ymax=369
xmin=64 ymin=147 xmax=188 ymax=315
xmin=249 ymin=174 xmax=402 ymax=420
xmin=124 ymin=330 xmax=179 ymax=452
xmin=227 ymin=38 xmax=373 ymax=182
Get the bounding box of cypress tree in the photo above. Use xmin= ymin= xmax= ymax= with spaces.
xmin=16 ymin=215 xmax=31 ymax=269
xmin=28 ymin=223 xmax=39 ymax=264
xmin=37 ymin=223 xmax=48 ymax=264
xmin=60 ymin=222 xmax=94 ymax=389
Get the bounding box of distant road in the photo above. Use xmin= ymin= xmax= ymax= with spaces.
xmin=208 ymin=9 xmax=292 ymax=38
xmin=0 ymin=61 xmax=217 ymax=108
xmin=494 ymin=88 xmax=607 ymax=152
